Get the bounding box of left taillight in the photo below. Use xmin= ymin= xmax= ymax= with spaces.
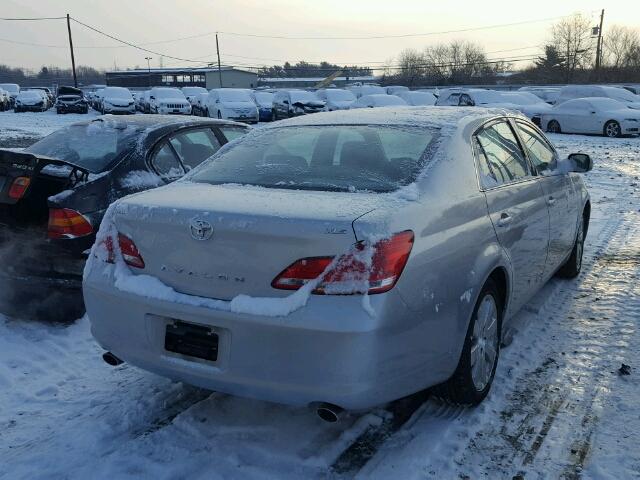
xmin=8 ymin=176 xmax=31 ymax=200
xmin=47 ymin=208 xmax=93 ymax=239
xmin=272 ymin=230 xmax=414 ymax=295
xmin=104 ymin=233 xmax=145 ymax=269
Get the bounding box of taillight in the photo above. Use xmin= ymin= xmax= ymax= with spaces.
xmin=272 ymin=230 xmax=414 ymax=295
xmin=104 ymin=233 xmax=145 ymax=269
xmin=47 ymin=208 xmax=93 ymax=239
xmin=8 ymin=176 xmax=31 ymax=200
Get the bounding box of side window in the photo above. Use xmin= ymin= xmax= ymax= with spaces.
xmin=445 ymin=93 xmax=460 ymax=106
xmin=151 ymin=143 xmax=184 ymax=179
xmin=475 ymin=121 xmax=530 ymax=188
xmin=219 ymin=126 xmax=247 ymax=143
xmin=516 ymin=122 xmax=557 ymax=173
xmin=169 ymin=128 xmax=222 ymax=170
xmin=459 ymin=94 xmax=474 ymax=106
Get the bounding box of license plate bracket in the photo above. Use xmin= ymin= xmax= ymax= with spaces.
xmin=165 ymin=321 xmax=219 ymax=362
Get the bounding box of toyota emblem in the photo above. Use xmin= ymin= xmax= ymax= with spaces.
xmin=189 ymin=219 xmax=214 ymax=241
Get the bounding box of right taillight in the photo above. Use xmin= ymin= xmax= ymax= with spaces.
xmin=271 ymin=230 xmax=414 ymax=295
xmin=104 ymin=233 xmax=145 ymax=269
xmin=48 ymin=208 xmax=93 ymax=239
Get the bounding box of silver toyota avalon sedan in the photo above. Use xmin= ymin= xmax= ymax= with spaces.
xmin=83 ymin=107 xmax=592 ymax=412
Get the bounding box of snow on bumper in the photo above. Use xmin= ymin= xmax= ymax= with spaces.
xmin=83 ymin=265 xmax=453 ymax=409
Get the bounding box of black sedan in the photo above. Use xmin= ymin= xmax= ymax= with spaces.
xmin=0 ymin=115 xmax=250 ymax=320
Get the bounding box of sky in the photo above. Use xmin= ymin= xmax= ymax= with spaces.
xmin=1 ymin=0 xmax=637 ymax=72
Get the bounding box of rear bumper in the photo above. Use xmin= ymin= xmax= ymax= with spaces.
xmin=57 ymin=103 xmax=87 ymax=113
xmin=157 ymin=106 xmax=191 ymax=115
xmin=84 ymin=266 xmax=456 ymax=409
xmin=103 ymin=105 xmax=135 ymax=114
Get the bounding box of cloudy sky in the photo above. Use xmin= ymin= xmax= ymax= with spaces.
xmin=2 ymin=0 xmax=637 ymax=72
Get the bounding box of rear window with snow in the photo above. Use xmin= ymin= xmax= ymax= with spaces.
xmin=289 ymin=91 xmax=318 ymax=103
xmin=218 ymin=90 xmax=252 ymax=102
xmin=187 ymin=125 xmax=439 ymax=193
xmin=25 ymin=122 xmax=141 ymax=173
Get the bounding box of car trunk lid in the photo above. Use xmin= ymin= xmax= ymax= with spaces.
xmin=114 ymin=182 xmax=386 ymax=300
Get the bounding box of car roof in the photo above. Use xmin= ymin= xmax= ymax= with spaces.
xmin=262 ymin=106 xmax=517 ymax=130
xmin=69 ymin=115 xmax=246 ymax=130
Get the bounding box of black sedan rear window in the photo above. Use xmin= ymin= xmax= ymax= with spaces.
xmin=188 ymin=125 xmax=439 ymax=192
xmin=25 ymin=122 xmax=142 ymax=173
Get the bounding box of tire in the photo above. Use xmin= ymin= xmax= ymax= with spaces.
xmin=433 ymin=278 xmax=502 ymax=405
xmin=604 ymin=120 xmax=621 ymax=138
xmin=557 ymin=214 xmax=585 ymax=278
xmin=271 ymin=109 xmax=277 ymax=121
xmin=547 ymin=120 xmax=561 ymax=134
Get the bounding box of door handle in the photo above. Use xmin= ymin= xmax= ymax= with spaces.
xmin=547 ymin=196 xmax=556 ymax=206
xmin=497 ymin=213 xmax=512 ymax=227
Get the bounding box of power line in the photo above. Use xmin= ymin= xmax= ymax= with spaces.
xmin=0 ymin=16 xmax=65 ymax=21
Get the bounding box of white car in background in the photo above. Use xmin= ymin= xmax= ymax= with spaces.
xmin=398 ymin=91 xmax=437 ymax=106
xmin=206 ymin=88 xmax=258 ymax=124
xmin=518 ymin=86 xmax=561 ymax=105
xmin=555 ymin=85 xmax=640 ymax=109
xmin=100 ymin=87 xmax=135 ymax=114
xmin=14 ymin=90 xmax=48 ymax=112
xmin=315 ymin=88 xmax=356 ymax=111
xmin=347 ymin=84 xmax=386 ymax=98
xmin=542 ymin=97 xmax=640 ymax=137
xmin=0 ymin=83 xmax=19 ymax=107
xmin=385 ymin=85 xmax=410 ymax=95
xmin=149 ymin=87 xmax=191 ymax=115
xmin=181 ymin=86 xmax=208 ymax=106
xmin=350 ymin=94 xmax=407 ymax=109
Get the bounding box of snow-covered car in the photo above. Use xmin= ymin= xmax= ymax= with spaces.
xmin=55 ymin=86 xmax=89 ymax=114
xmin=0 ymin=83 xmax=19 ymax=107
xmin=0 ymin=116 xmax=249 ymax=320
xmin=205 ymin=89 xmax=258 ymax=124
xmin=132 ymin=92 xmax=145 ymax=112
xmin=542 ymin=97 xmax=640 ymax=137
xmin=83 ymin=107 xmax=592 ymax=414
xmin=436 ymin=89 xmax=551 ymax=125
xmin=347 ymin=84 xmax=386 ymax=98
xmin=398 ymin=91 xmax=437 ymax=106
xmin=272 ymin=90 xmax=325 ymax=120
xmin=181 ymin=86 xmax=208 ymax=106
xmin=350 ymin=94 xmax=407 ymax=109
xmin=100 ymin=87 xmax=135 ymax=114
xmin=14 ymin=90 xmax=48 ymax=112
xmin=28 ymin=87 xmax=54 ymax=107
xmin=141 ymin=90 xmax=152 ymax=113
xmin=555 ymin=85 xmax=640 ymax=109
xmin=518 ymin=86 xmax=561 ymax=105
xmin=385 ymin=85 xmax=409 ymax=95
xmin=149 ymin=88 xmax=191 ymax=115
xmin=315 ymin=88 xmax=356 ymax=111
xmin=251 ymin=91 xmax=275 ymax=121
xmin=0 ymin=88 xmax=10 ymax=111
xmin=191 ymin=92 xmax=210 ymax=117
xmin=92 ymin=89 xmax=105 ymax=110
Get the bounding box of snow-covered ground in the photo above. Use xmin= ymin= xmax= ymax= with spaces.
xmin=0 ymin=111 xmax=639 ymax=479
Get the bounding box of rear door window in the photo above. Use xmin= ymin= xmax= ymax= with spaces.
xmin=169 ymin=128 xmax=221 ymax=170
xmin=475 ymin=120 xmax=530 ymax=188
xmin=219 ymin=126 xmax=248 ymax=142
xmin=151 ymin=143 xmax=184 ymax=179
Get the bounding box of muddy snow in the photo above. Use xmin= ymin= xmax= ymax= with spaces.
xmin=0 ymin=112 xmax=639 ymax=479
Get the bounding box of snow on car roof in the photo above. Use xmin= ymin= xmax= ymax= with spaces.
xmin=262 ymin=106 xmax=513 ymax=130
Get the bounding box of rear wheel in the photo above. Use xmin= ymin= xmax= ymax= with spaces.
xmin=434 ymin=279 xmax=502 ymax=405
xmin=604 ymin=120 xmax=621 ymax=138
xmin=547 ymin=120 xmax=561 ymax=134
xmin=557 ymin=215 xmax=584 ymax=278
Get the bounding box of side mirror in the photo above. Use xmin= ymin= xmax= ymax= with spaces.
xmin=568 ymin=153 xmax=593 ymax=173
xmin=150 ymin=96 xmax=155 ymax=100
xmin=283 ymin=100 xmax=289 ymax=104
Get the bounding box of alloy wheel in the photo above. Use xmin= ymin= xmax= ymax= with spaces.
xmin=470 ymin=294 xmax=499 ymax=391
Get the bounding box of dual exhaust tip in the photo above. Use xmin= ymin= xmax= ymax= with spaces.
xmin=101 ymin=352 xmax=344 ymax=422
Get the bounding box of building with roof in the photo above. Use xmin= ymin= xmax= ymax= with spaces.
xmin=258 ymin=76 xmax=377 ymax=89
xmin=105 ymin=67 xmax=258 ymax=90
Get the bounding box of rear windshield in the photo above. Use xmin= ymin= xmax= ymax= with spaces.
xmin=290 ymin=91 xmax=318 ymax=103
xmin=25 ymin=122 xmax=141 ymax=173
xmin=188 ymin=125 xmax=439 ymax=192
xmin=326 ymin=90 xmax=355 ymax=101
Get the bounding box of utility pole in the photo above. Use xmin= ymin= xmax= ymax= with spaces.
xmin=595 ymin=9 xmax=605 ymax=70
xmin=145 ymin=57 xmax=153 ymax=87
xmin=66 ymin=14 xmax=77 ymax=87
xmin=216 ymin=33 xmax=223 ymax=88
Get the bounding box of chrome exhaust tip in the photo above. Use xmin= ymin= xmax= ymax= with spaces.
xmin=102 ymin=351 xmax=123 ymax=367
xmin=316 ymin=403 xmax=344 ymax=423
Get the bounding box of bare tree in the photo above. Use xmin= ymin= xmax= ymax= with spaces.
xmin=603 ymin=25 xmax=640 ymax=68
xmin=551 ymin=13 xmax=594 ymax=82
